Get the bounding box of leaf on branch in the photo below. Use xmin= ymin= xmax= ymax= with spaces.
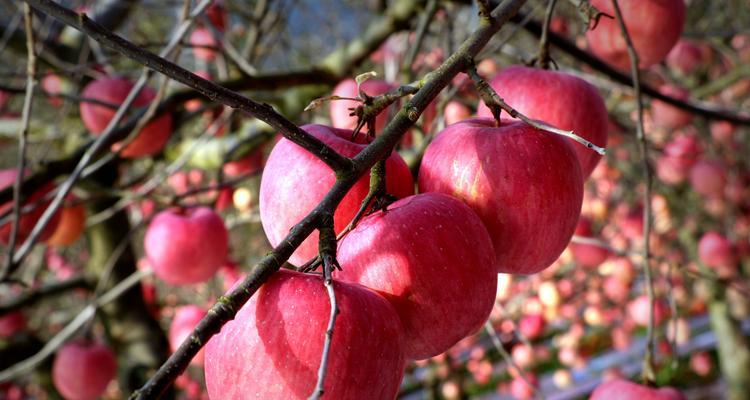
xmin=304 ymin=95 xmax=359 ymax=112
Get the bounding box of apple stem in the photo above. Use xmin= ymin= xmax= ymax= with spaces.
xmin=467 ymin=65 xmax=606 ymax=156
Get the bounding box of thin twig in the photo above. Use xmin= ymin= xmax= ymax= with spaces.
xmin=0 ymin=275 xmax=89 ymax=314
xmin=402 ymin=0 xmax=439 ymax=80
xmin=535 ymin=0 xmax=558 ymax=69
xmin=610 ymin=0 xmax=656 ymax=385
xmin=484 ymin=320 xmax=543 ymax=400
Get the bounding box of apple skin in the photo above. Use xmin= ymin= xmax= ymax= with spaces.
xmin=0 ymin=311 xmax=26 ymax=338
xmin=0 ymin=168 xmax=61 ymax=245
xmin=651 ymin=85 xmax=693 ymax=129
xmin=144 ymin=207 xmax=228 ymax=285
xmin=586 ymin=0 xmax=685 ymax=71
xmin=259 ymin=124 xmax=414 ymax=266
xmin=46 ymin=203 xmax=86 ymax=246
xmin=190 ymin=28 xmax=218 ymax=61
xmin=628 ymin=295 xmax=670 ymax=327
xmin=335 ymin=193 xmax=497 ymax=360
xmin=689 ymin=159 xmax=727 ymax=198
xmin=204 ymin=269 xmax=406 ymax=400
xmin=590 ymin=379 xmax=686 ymax=400
xmin=666 ymin=39 xmax=707 ymax=75
xmin=570 ymin=217 xmax=610 ymax=268
xmin=698 ymin=231 xmax=737 ymax=277
xmin=518 ymin=313 xmax=546 ymax=340
xmin=52 ymin=341 xmax=117 ymax=400
xmin=444 ymin=101 xmax=472 ymax=125
xmin=80 ymin=76 xmax=172 ymax=158
xmin=169 ymin=305 xmax=208 ymax=366
xmin=329 ymin=79 xmax=395 ymax=132
xmin=418 ymin=118 xmax=583 ymax=274
xmin=476 ymin=65 xmax=608 ymax=177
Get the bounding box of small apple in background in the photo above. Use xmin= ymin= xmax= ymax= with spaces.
xmin=0 ymin=311 xmax=26 ymax=338
xmin=259 ymin=124 xmax=413 ymax=266
xmin=698 ymin=231 xmax=737 ymax=277
xmin=45 ymin=201 xmax=86 ymax=247
xmin=144 ymin=207 xmax=228 ymax=285
xmin=476 ymin=65 xmax=608 ymax=177
xmin=204 ymin=0 xmax=227 ymax=31
xmin=651 ymin=85 xmax=693 ymax=129
xmin=336 ymin=193 xmax=497 ymax=360
xmin=603 ymin=276 xmax=630 ymax=304
xmin=590 ymin=379 xmax=685 ymax=400
xmin=41 ymin=73 xmax=65 ymax=107
xmin=586 ymin=0 xmax=685 ymax=71
xmin=204 ymin=270 xmax=405 ymax=399
xmin=667 ymin=39 xmax=709 ymax=75
xmin=689 ymin=351 xmax=713 ymax=377
xmin=570 ymin=217 xmax=610 ymax=268
xmin=329 ymin=79 xmax=395 ymax=132
xmin=419 ymin=118 xmax=583 ymax=275
xmin=190 ymin=28 xmax=219 ymax=61
xmin=628 ymin=295 xmax=670 ymax=327
xmin=222 ymin=148 xmax=265 ymax=177
xmin=80 ymin=76 xmax=173 ymax=158
xmin=518 ymin=313 xmax=545 ymax=340
xmin=710 ymin=120 xmax=736 ymax=145
xmin=0 ymin=168 xmax=61 ymax=245
xmin=444 ymin=100 xmax=472 ymax=125
xmin=509 ymin=373 xmax=538 ymax=400
xmin=184 ymin=70 xmax=213 ymax=112
xmin=52 ymin=341 xmax=117 ymax=400
xmin=169 ymin=305 xmax=208 ymax=365
xmin=689 ymin=159 xmax=727 ymax=199
xmin=656 ymin=132 xmax=703 ymax=184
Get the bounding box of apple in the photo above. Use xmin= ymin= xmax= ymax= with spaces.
xmin=476 ymin=65 xmax=608 ymax=177
xmin=169 ymin=305 xmax=208 ymax=366
xmin=204 ymin=269 xmax=405 ymax=399
xmin=0 ymin=90 xmax=9 ymax=110
xmin=628 ymin=295 xmax=670 ymax=327
xmin=509 ymin=373 xmax=538 ymax=400
xmin=42 ymin=73 xmax=65 ymax=107
xmin=329 ymin=79 xmax=395 ymax=133
xmin=185 ymin=70 xmax=213 ymax=112
xmin=651 ymin=85 xmax=693 ymax=129
xmin=46 ymin=202 xmax=86 ymax=246
xmin=190 ymin=28 xmax=219 ymax=61
xmin=80 ymin=76 xmax=173 ymax=158
xmin=603 ymin=276 xmax=630 ymax=304
xmin=0 ymin=168 xmax=61 ymax=245
xmin=444 ymin=101 xmax=472 ymax=125
xmin=586 ymin=0 xmax=685 ymax=70
xmin=518 ymin=313 xmax=545 ymax=340
xmin=698 ymin=231 xmax=737 ymax=277
xmin=570 ymin=217 xmax=610 ymax=268
xmin=144 ymin=206 xmax=228 ymax=285
xmin=336 ymin=193 xmax=497 ymax=360
xmin=418 ymin=118 xmax=583 ymax=274
xmin=689 ymin=351 xmax=713 ymax=377
xmin=52 ymin=341 xmax=117 ymax=400
xmin=710 ymin=120 xmax=736 ymax=144
xmin=205 ymin=0 xmax=227 ymax=31
xmin=223 ymin=148 xmax=264 ymax=177
xmin=590 ymin=379 xmax=685 ymax=400
xmin=0 ymin=311 xmax=26 ymax=338
xmin=259 ymin=124 xmax=413 ymax=266
xmin=689 ymin=159 xmax=727 ymax=198
xmin=666 ymin=39 xmax=708 ymax=75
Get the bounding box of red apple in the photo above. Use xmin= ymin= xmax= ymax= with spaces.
xmin=689 ymin=159 xmax=727 ymax=198
xmin=710 ymin=120 xmax=736 ymax=144
xmin=0 ymin=311 xmax=26 ymax=338
xmin=329 ymin=79 xmax=395 ymax=133
xmin=259 ymin=124 xmax=413 ymax=266
xmin=336 ymin=193 xmax=496 ymax=359
xmin=570 ymin=217 xmax=610 ymax=268
xmin=591 ymin=379 xmax=685 ymax=400
xmin=689 ymin=351 xmax=713 ymax=377
xmin=52 ymin=341 xmax=117 ymax=400
xmin=223 ymin=149 xmax=264 ymax=177
xmin=418 ymin=118 xmax=583 ymax=274
xmin=586 ymin=0 xmax=685 ymax=70
xmin=651 ymin=85 xmax=693 ymax=129
xmin=144 ymin=207 xmax=228 ymax=285
xmin=603 ymin=276 xmax=630 ymax=304
xmin=204 ymin=0 xmax=227 ymax=31
xmin=698 ymin=231 xmax=737 ymax=277
xmin=190 ymin=28 xmax=219 ymax=61
xmin=628 ymin=295 xmax=670 ymax=327
xmin=80 ymin=76 xmax=172 ymax=158
xmin=204 ymin=269 xmax=405 ymax=399
xmin=185 ymin=70 xmax=213 ymax=113
xmin=518 ymin=313 xmax=545 ymax=340
xmin=0 ymin=168 xmax=61 ymax=244
xmin=666 ymin=39 xmax=707 ymax=75
xmin=444 ymin=101 xmax=472 ymax=125
xmin=169 ymin=305 xmax=208 ymax=365
xmin=42 ymin=73 xmax=65 ymax=107
xmin=476 ymin=65 xmax=608 ymax=177
xmin=46 ymin=202 xmax=86 ymax=246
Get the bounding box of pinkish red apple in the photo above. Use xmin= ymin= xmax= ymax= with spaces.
xmin=169 ymin=305 xmax=208 ymax=365
xmin=0 ymin=168 xmax=61 ymax=245
xmin=698 ymin=231 xmax=737 ymax=277
xmin=190 ymin=28 xmax=219 ymax=61
xmin=329 ymin=79 xmax=395 ymax=133
xmin=651 ymin=85 xmax=693 ymax=129
xmin=52 ymin=341 xmax=117 ymax=400
xmin=590 ymin=379 xmax=685 ymax=400
xmin=689 ymin=159 xmax=727 ymax=198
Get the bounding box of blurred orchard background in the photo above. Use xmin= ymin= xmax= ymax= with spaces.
xmin=1 ymin=0 xmax=750 ymax=399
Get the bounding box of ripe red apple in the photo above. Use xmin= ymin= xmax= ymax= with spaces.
xmin=418 ymin=118 xmax=583 ymax=274
xmin=656 ymin=132 xmax=703 ymax=184
xmin=590 ymin=379 xmax=685 ymax=400
xmin=329 ymin=79 xmax=395 ymax=132
xmin=169 ymin=305 xmax=208 ymax=366
xmin=0 ymin=168 xmax=61 ymax=245
xmin=710 ymin=120 xmax=736 ymax=144
xmin=0 ymin=311 xmax=26 ymax=338
xmin=518 ymin=313 xmax=545 ymax=340
xmin=259 ymin=124 xmax=413 ymax=266
xmin=476 ymin=65 xmax=608 ymax=177
xmin=628 ymin=295 xmax=670 ymax=327
xmin=444 ymin=100 xmax=472 ymax=125
xmin=46 ymin=202 xmax=86 ymax=246
xmin=190 ymin=28 xmax=219 ymax=61
xmin=603 ymin=276 xmax=630 ymax=304
xmin=651 ymin=85 xmax=693 ymax=129
xmin=509 ymin=373 xmax=538 ymax=400
xmin=586 ymin=0 xmax=685 ymax=70
xmin=689 ymin=159 xmax=727 ymax=198
xmin=204 ymin=0 xmax=227 ymax=31
xmin=223 ymin=148 xmax=264 ymax=177
xmin=698 ymin=231 xmax=737 ymax=277
xmin=52 ymin=341 xmax=117 ymax=400
xmin=144 ymin=207 xmax=228 ymax=285
xmin=80 ymin=76 xmax=172 ymax=158
xmin=204 ymin=269 xmax=405 ymax=399
xmin=570 ymin=217 xmax=610 ymax=268
xmin=666 ymin=39 xmax=708 ymax=75
xmin=42 ymin=73 xmax=65 ymax=107
xmin=336 ymin=193 xmax=496 ymax=359
xmin=689 ymin=351 xmax=713 ymax=377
